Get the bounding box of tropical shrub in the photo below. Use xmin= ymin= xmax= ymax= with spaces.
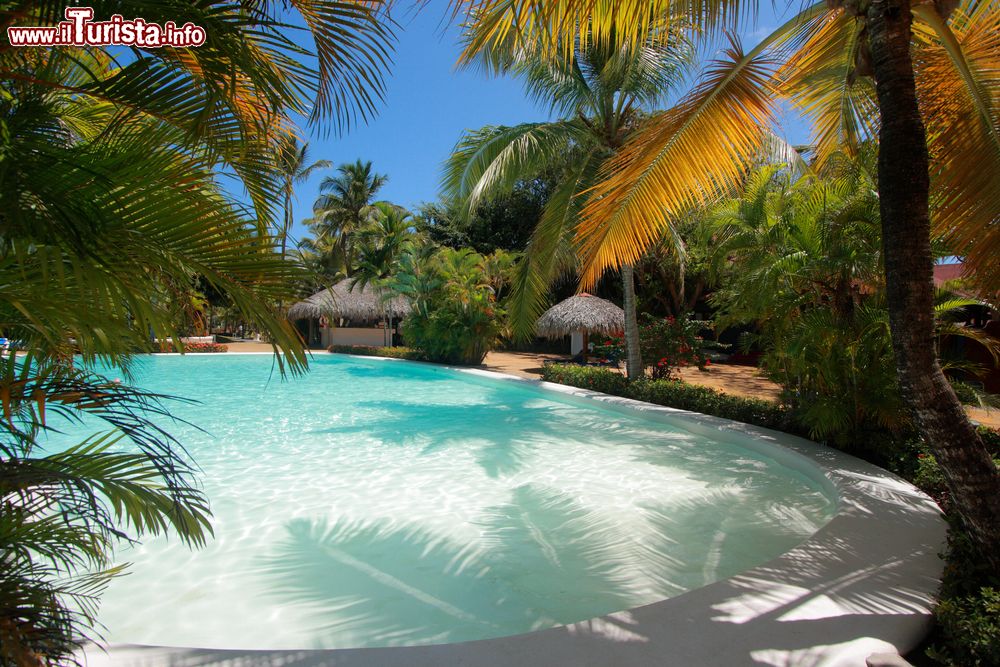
xmin=589 ymin=332 xmax=626 ymax=364
xmin=540 ymin=365 xmax=630 ymax=395
xmin=639 ymin=314 xmax=711 ymax=379
xmin=709 ymin=154 xmax=998 ymax=451
xmin=928 ymin=512 xmax=1000 ymax=667
xmin=392 ymin=248 xmax=508 ymax=365
xmin=930 ymin=588 xmax=1000 ymax=666
xmin=327 ymin=345 xmax=425 ymax=361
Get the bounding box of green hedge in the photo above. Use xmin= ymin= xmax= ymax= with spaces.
xmin=158 ymin=342 xmax=228 ymax=353
xmin=540 ymin=364 xmax=798 ymax=434
xmin=327 ymin=345 xmax=426 ymax=361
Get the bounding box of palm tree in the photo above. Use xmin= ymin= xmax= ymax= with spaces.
xmin=350 ymin=202 xmax=417 ymax=346
xmin=444 ymin=29 xmax=695 ymax=378
xmin=1 ymin=1 xmax=395 ymax=661
xmin=277 ymin=138 xmax=332 ymax=262
xmin=308 ymin=159 xmax=389 ymax=274
xmin=459 ymin=0 xmax=1000 ymax=565
xmin=351 ymin=203 xmax=417 ymax=290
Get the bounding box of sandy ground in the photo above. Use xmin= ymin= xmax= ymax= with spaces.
xmin=224 ymin=343 xmax=1000 ymax=429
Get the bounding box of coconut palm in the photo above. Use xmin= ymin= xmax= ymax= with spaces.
xmin=278 ymin=138 xmax=332 ymax=262
xmin=458 ymin=0 xmax=1000 ymax=564
xmin=350 ymin=203 xmax=418 ymax=290
xmin=308 ymin=160 xmax=390 ymax=274
xmin=1 ymin=1 xmax=395 ymax=661
xmin=444 ymin=28 xmax=696 ymax=378
xmin=349 ymin=202 xmax=417 ymax=345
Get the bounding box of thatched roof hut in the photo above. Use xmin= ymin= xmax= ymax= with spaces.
xmin=535 ymin=293 xmax=624 ymax=338
xmin=287 ymin=279 xmax=410 ymax=322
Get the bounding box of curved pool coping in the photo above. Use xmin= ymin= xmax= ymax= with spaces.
xmin=86 ymin=355 xmax=947 ymax=667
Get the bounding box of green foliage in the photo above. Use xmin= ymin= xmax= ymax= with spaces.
xmin=443 ymin=29 xmax=696 ymax=341
xmin=302 ymin=160 xmax=389 ymax=281
xmin=949 ymin=381 xmax=1000 ymax=409
xmin=350 ymin=203 xmax=418 ymax=291
xmin=392 ymin=248 xmax=508 ymax=365
xmin=157 ymin=342 xmax=228 ymax=354
xmin=950 ymin=381 xmax=981 ymax=406
xmin=540 ymin=365 xmax=631 ymax=395
xmin=927 ymin=511 xmax=1000 ymax=667
xmin=930 ymin=589 xmax=1000 ymax=667
xmin=327 ymin=345 xmax=425 ymax=360
xmin=639 ymin=314 xmax=711 ymax=380
xmin=416 ymin=176 xmax=555 ymax=255
xmin=590 ymin=332 xmax=626 ymax=364
xmin=1 ymin=2 xmax=396 ymax=661
xmin=707 ymin=151 xmax=996 ymax=449
xmin=0 ymin=355 xmax=212 ymax=664
xmin=540 ymin=365 xmax=793 ymax=432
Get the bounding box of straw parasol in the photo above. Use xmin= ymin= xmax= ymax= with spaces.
xmin=535 ymin=293 xmax=624 ymax=358
xmin=287 ymin=279 xmax=409 ymax=322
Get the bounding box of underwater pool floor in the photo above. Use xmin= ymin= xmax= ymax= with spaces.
xmin=69 ymin=355 xmax=945 ymax=666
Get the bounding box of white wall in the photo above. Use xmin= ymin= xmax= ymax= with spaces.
xmin=322 ymin=327 xmax=395 ymax=348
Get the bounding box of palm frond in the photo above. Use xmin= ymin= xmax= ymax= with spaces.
xmin=777 ymin=7 xmax=879 ymax=164
xmin=912 ymin=1 xmax=1000 ymax=293
xmin=575 ymin=35 xmax=778 ymax=287
xmin=442 ymin=121 xmax=582 ymax=213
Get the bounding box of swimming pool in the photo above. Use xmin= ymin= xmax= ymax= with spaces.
xmin=52 ymin=354 xmax=837 ymax=650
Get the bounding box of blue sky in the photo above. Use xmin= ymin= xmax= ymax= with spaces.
xmin=286 ymin=1 xmax=813 ymax=244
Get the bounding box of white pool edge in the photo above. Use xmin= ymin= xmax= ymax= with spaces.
xmin=86 ymin=355 xmax=947 ymax=667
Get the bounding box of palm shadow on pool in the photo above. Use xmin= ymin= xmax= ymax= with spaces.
xmin=307 ymin=389 xmax=668 ymax=479
xmin=255 ymin=484 xmax=687 ymax=649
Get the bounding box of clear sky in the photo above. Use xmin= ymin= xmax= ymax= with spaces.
xmin=286 ymin=1 xmax=812 ymax=245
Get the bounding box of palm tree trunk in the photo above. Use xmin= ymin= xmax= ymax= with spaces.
xmin=867 ymin=0 xmax=1000 ymax=565
xmin=281 ymin=186 xmax=292 ymax=262
xmin=622 ymin=263 xmax=643 ymax=379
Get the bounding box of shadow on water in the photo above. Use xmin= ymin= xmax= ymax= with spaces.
xmin=254 ymin=485 xmax=675 ymax=649
xmin=306 ymin=389 xmax=636 ymax=479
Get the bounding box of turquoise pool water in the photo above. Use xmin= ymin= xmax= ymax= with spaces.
xmin=51 ymin=354 xmax=836 ymax=650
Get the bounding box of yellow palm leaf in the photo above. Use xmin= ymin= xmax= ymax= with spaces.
xmin=574 ymin=36 xmax=777 ymax=288
xmin=913 ymin=1 xmax=1000 ymax=292
xmin=777 ymin=8 xmax=879 ymax=164
xmin=455 ymin=0 xmax=742 ymax=63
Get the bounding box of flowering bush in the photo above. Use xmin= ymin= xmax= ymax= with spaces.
xmin=327 ymin=344 xmax=425 ymax=360
xmin=589 ymin=331 xmax=625 ymax=363
xmin=158 ymin=341 xmax=228 ymax=353
xmin=639 ymin=314 xmax=711 ymax=379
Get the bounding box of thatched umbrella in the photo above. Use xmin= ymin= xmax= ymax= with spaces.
xmin=287 ymin=279 xmax=409 ymax=322
xmin=535 ymin=293 xmax=624 ymax=359
xmin=287 ymin=279 xmax=409 ymax=346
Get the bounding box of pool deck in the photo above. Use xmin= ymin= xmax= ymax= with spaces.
xmin=84 ymin=360 xmax=948 ymax=667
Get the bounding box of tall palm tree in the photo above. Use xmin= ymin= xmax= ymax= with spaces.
xmin=350 ymin=203 xmax=417 ymax=290
xmin=277 ymin=138 xmax=332 ymax=262
xmin=309 ymin=159 xmax=389 ymax=274
xmin=351 ymin=202 xmax=417 ymax=345
xmin=444 ymin=29 xmax=695 ymax=378
xmin=458 ymin=0 xmax=1000 ymax=565
xmin=0 ymin=2 xmax=395 ymax=661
